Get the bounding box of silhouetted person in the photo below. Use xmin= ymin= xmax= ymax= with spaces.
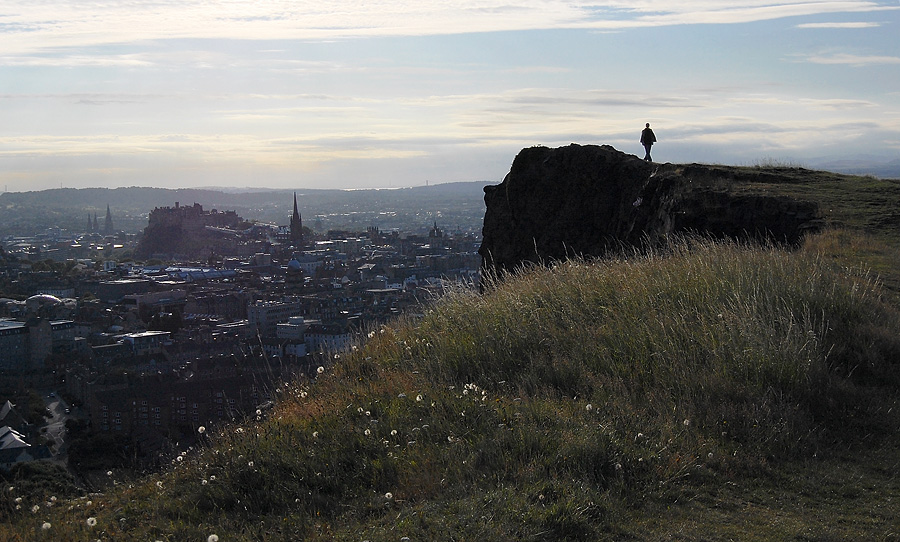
xmin=640 ymin=123 xmax=656 ymax=161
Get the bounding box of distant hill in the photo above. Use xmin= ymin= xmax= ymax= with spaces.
xmin=0 ymin=182 xmax=493 ymax=237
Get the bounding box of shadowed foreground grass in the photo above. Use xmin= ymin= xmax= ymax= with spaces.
xmin=2 ymin=234 xmax=899 ymax=541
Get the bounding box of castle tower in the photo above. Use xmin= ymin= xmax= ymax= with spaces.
xmin=104 ymin=204 xmax=113 ymax=235
xmin=290 ymin=192 xmax=303 ymax=246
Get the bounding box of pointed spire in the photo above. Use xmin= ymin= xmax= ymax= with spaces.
xmin=104 ymin=204 xmax=113 ymax=234
xmin=290 ymin=192 xmax=303 ymax=246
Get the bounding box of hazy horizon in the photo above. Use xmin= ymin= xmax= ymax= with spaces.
xmin=2 ymin=1 xmax=899 ymax=193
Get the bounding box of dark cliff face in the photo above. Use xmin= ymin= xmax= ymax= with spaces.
xmin=479 ymin=144 xmax=822 ymax=275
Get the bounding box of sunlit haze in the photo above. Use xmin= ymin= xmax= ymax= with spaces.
xmin=1 ymin=1 xmax=898 ymax=191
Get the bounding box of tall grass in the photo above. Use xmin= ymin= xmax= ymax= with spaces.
xmin=4 ymin=235 xmax=899 ymax=540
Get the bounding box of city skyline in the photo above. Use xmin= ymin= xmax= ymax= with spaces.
xmin=1 ymin=0 xmax=899 ymax=192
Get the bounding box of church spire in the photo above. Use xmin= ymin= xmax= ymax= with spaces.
xmin=290 ymin=192 xmax=303 ymax=246
xmin=104 ymin=204 xmax=113 ymax=235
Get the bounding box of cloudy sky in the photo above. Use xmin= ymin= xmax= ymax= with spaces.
xmin=1 ymin=1 xmax=898 ymax=192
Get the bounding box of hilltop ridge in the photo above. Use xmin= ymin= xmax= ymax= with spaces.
xmin=481 ymin=144 xmax=830 ymax=275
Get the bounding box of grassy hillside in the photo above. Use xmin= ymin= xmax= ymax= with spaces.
xmin=3 ymin=232 xmax=900 ymax=540
xmin=2 ymin=166 xmax=899 ymax=540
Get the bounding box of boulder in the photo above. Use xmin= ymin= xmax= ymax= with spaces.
xmin=479 ymin=144 xmax=822 ymax=276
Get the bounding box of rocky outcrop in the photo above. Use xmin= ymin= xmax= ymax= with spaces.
xmin=479 ymin=144 xmax=823 ymax=275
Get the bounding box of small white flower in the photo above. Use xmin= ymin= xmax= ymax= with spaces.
xmin=683 ymin=419 xmax=691 ymax=427
xmin=198 ymin=426 xmax=206 ymax=434
xmin=14 ymin=497 xmax=21 ymax=504
xmin=364 ymin=429 xmax=371 ymax=436
xmin=41 ymin=522 xmax=51 ymax=531
xmin=385 ymin=492 xmax=393 ymax=500
xmin=248 ymin=461 xmax=254 ymax=468
xmin=209 ymin=475 xmax=216 ymax=481
xmin=31 ymin=505 xmax=40 ymax=513
xmin=156 ymin=481 xmax=163 ymax=489
xmin=300 ymin=391 xmax=308 ymax=398
xmin=87 ymin=517 xmax=97 ymax=527
xmin=585 ymin=404 xmax=593 ymax=412
xmin=317 ymin=366 xmax=325 ymax=374
xmin=256 ymin=409 xmax=262 ymax=416
xmin=390 ymin=429 xmax=397 ymax=436
xmin=416 ymin=394 xmax=423 ymax=402
xmin=365 ymin=410 xmax=371 ymax=416
xmin=312 ymin=431 xmax=318 ymax=438
xmin=201 ymin=479 xmax=208 ymax=485
xmin=176 ymin=456 xmax=183 ymax=462
xmin=106 ymin=471 xmax=113 ymax=476
xmin=208 ymin=535 xmax=219 ymax=542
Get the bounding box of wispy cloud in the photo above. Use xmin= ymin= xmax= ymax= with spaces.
xmin=800 ymin=52 xmax=900 ymax=65
xmin=796 ymin=21 xmax=882 ymax=27
xmin=1 ymin=1 xmax=898 ymax=56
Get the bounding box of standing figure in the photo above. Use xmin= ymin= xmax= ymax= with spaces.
xmin=640 ymin=123 xmax=656 ymax=161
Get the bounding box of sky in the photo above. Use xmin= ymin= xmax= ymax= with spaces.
xmin=1 ymin=1 xmax=899 ymax=192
